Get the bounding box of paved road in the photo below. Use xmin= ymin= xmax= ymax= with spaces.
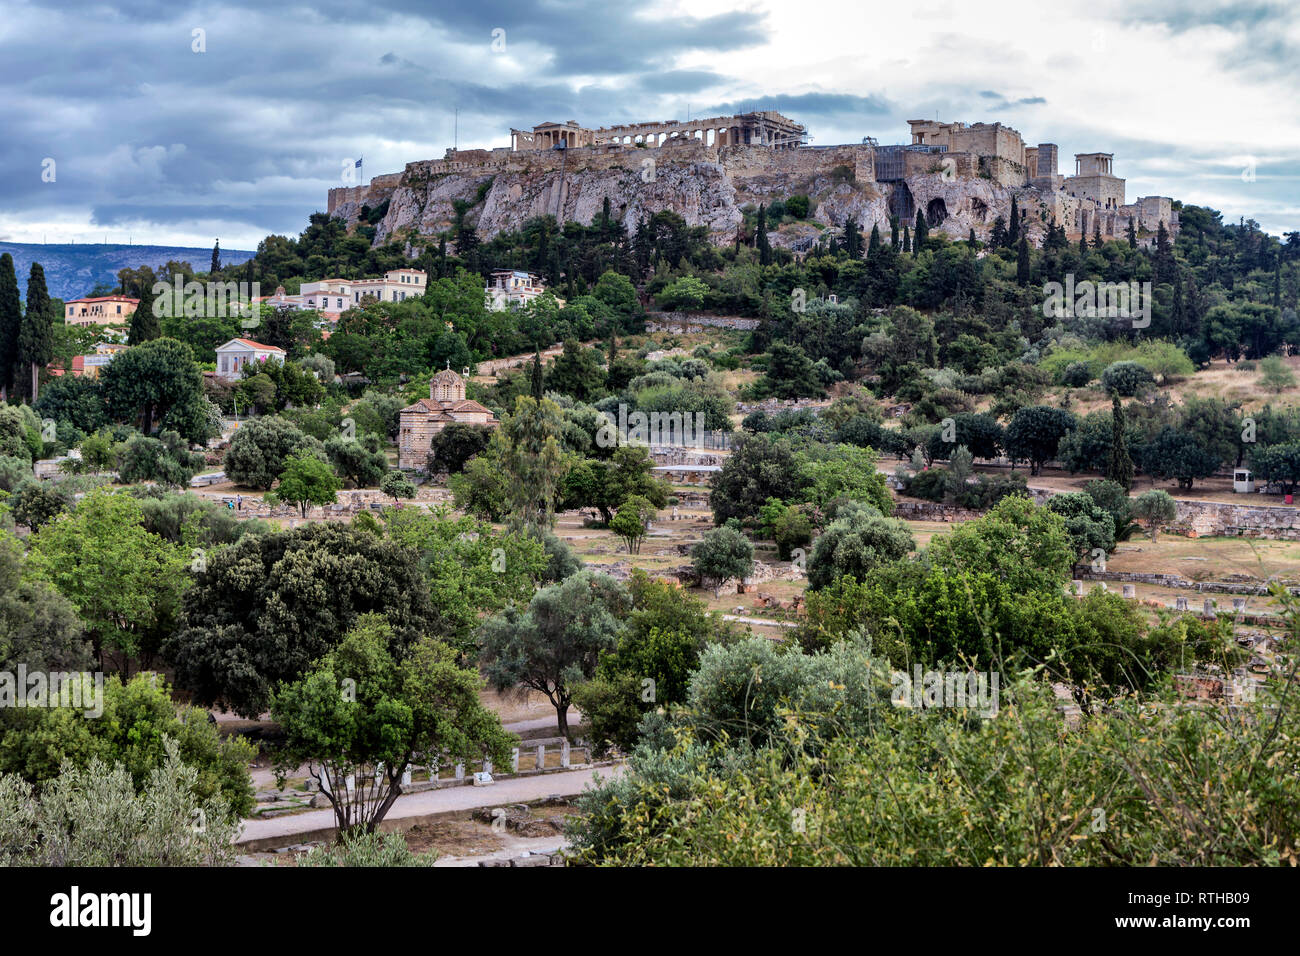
xmin=237 ymin=763 xmax=623 ymax=845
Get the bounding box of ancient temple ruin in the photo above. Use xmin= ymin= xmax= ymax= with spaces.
xmin=510 ymin=111 xmax=806 ymax=151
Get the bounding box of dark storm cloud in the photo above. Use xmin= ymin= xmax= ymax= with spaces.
xmin=0 ymin=0 xmax=771 ymax=242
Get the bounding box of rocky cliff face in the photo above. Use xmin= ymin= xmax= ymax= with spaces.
xmin=337 ymin=142 xmax=1050 ymax=251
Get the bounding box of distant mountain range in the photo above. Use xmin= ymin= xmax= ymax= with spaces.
xmin=0 ymin=242 xmax=256 ymax=304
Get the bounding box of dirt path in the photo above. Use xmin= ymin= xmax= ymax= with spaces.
xmin=236 ymin=764 xmax=621 ymax=845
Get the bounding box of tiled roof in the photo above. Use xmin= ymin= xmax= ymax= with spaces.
xmin=224 ymin=338 xmax=286 ymax=352
xmin=400 ymin=398 xmax=496 ymax=418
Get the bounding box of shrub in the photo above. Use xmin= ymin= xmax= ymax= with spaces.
xmin=1061 ymin=361 xmax=1094 ymax=387
xmin=1100 ymin=361 xmax=1155 ymax=397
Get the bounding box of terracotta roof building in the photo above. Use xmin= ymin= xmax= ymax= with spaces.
xmin=398 ymin=367 xmax=498 ymax=470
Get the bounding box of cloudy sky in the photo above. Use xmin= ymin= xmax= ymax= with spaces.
xmin=2 ymin=0 xmax=1296 ymax=249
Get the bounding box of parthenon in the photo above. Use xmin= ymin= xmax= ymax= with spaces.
xmin=510 ymin=111 xmax=806 ymax=151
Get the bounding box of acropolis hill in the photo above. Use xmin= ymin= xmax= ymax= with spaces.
xmin=328 ymin=111 xmax=1178 ymax=252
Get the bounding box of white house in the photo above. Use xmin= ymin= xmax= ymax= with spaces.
xmin=215 ymin=337 xmax=286 ymax=381
xmin=485 ymin=270 xmax=559 ymax=310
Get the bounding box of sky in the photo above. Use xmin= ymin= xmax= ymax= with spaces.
xmin=1 ymin=0 xmax=1296 ymax=249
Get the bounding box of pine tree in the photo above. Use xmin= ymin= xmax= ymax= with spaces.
xmin=530 ymin=348 xmax=544 ymax=400
xmin=914 ymin=209 xmax=929 ymax=252
xmin=1007 ymin=197 xmax=1020 ymax=246
xmin=128 ymin=281 xmax=161 ymax=345
xmin=0 ymin=253 xmax=21 ymax=401
xmin=1126 ymin=218 xmax=1137 ymax=249
xmin=1106 ymin=393 xmax=1134 ymax=490
xmin=210 ymin=240 xmax=221 ymax=276
xmin=18 ymin=262 xmax=55 ymax=402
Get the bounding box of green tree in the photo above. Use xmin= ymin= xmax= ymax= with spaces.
xmin=796 ymin=443 xmax=893 ymax=515
xmin=0 ymin=741 xmax=239 ymax=866
xmin=478 ymin=570 xmax=630 ymax=739
xmin=1132 ymin=489 xmax=1177 ymax=542
xmin=325 ymin=433 xmax=388 ymax=488
xmin=1100 ymin=361 xmax=1154 ymax=397
xmin=1106 ymin=394 xmax=1134 ymax=490
xmin=0 ymin=672 xmax=256 ymax=817
xmin=761 ymin=342 xmax=821 ymax=399
xmin=1046 ymin=491 xmax=1117 ymax=559
xmin=100 ymin=337 xmax=210 ymax=440
xmin=497 ymin=395 xmax=569 ymax=529
xmin=18 ymin=262 xmax=56 ymax=402
xmin=273 ymin=616 xmax=514 ymax=836
xmin=380 ymin=469 xmax=416 ymax=500
xmin=1258 ymin=354 xmax=1296 ymax=392
xmin=547 ymin=339 xmax=606 ymax=401
xmin=223 ymin=415 xmax=324 ymax=489
xmin=0 ymin=531 xmax=90 ymax=672
xmin=1142 ymin=426 xmax=1218 ymax=490
xmin=927 ymin=494 xmax=1076 ymax=595
xmin=427 ymin=423 xmax=493 ymax=474
xmin=379 ymin=506 xmax=547 ymax=655
xmin=165 ymin=522 xmax=436 ymax=717
xmin=691 ymin=524 xmax=755 ymax=595
xmin=656 ymin=276 xmax=709 ymax=311
xmin=25 ymin=488 xmax=187 ymax=669
xmin=127 ymin=280 xmax=161 ymax=345
xmin=117 ymin=430 xmax=206 ymax=487
xmin=9 ymin=478 xmax=72 ymax=531
xmin=1004 ymin=405 xmax=1076 ymax=476
xmin=710 ymin=433 xmax=804 ymax=525
xmin=0 ymin=254 xmax=21 ymax=401
xmin=271 ymin=453 xmax=342 ymax=517
xmin=1250 ymin=441 xmax=1300 ymax=496
xmin=806 ymin=503 xmax=914 ymax=590
xmin=610 ymin=494 xmax=656 ymax=554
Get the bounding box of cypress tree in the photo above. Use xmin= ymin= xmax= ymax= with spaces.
xmin=990 ymin=217 xmax=1007 ymax=248
xmin=756 ymin=205 xmax=772 ymax=266
xmin=1126 ymin=218 xmax=1137 ymax=249
xmin=914 ymin=209 xmax=929 ymax=252
xmin=530 ymin=348 xmax=544 ymax=400
xmin=0 ymin=253 xmax=21 ymax=401
xmin=968 ymin=228 xmax=977 ymax=248
xmin=902 ymin=226 xmax=911 ymax=254
xmin=1154 ymin=222 xmax=1174 ymax=285
xmin=843 ymin=217 xmax=862 ymax=258
xmin=1093 ymin=219 xmax=1102 ymax=249
xmin=128 ymin=281 xmax=161 ymax=345
xmin=1107 ymin=393 xmax=1134 ymax=490
xmin=18 ymin=262 xmax=56 ymax=401
xmin=1016 ymin=237 xmax=1031 ymax=285
xmin=1079 ymin=232 xmax=1089 ymax=255
xmin=868 ymin=223 xmax=881 ymax=254
xmin=211 ymin=240 xmax=221 ymax=276
xmin=889 ymin=215 xmax=900 ymax=248
xmin=1007 ymin=196 xmax=1020 ymax=245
